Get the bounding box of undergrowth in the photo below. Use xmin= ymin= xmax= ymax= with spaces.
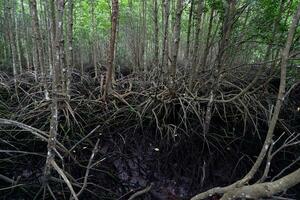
xmin=0 ymin=69 xmax=299 ymax=199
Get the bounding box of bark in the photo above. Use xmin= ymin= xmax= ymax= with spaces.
xmin=185 ymin=0 xmax=194 ymax=61
xmin=216 ymin=0 xmax=236 ymax=70
xmin=1 ymin=4 xmax=8 ymax=65
xmin=80 ymin=45 xmax=84 ymax=82
xmin=153 ymin=0 xmax=159 ymax=67
xmin=127 ymin=0 xmax=137 ymax=72
xmin=201 ymin=7 xmax=214 ymax=70
xmin=104 ymin=0 xmax=119 ymax=97
xmin=66 ymin=0 xmax=74 ymax=97
xmin=79 ymin=4 xmax=85 ymax=82
xmin=170 ymin=0 xmax=184 ymax=87
xmin=56 ymin=0 xmax=65 ymax=95
xmin=141 ymin=0 xmax=147 ymax=73
xmin=161 ymin=0 xmax=170 ymax=72
xmin=21 ymin=0 xmax=31 ymax=71
xmin=49 ymin=0 xmax=56 ymax=76
xmin=188 ymin=0 xmax=204 ymax=90
xmin=7 ymin=0 xmax=18 ymax=92
xmin=13 ymin=3 xmax=22 ymax=74
xmin=91 ymin=0 xmax=98 ymax=78
xmin=44 ymin=0 xmax=65 ymax=181
xmin=40 ymin=0 xmax=50 ymax=77
xmin=137 ymin=3 xmax=142 ymax=70
xmin=45 ymin=0 xmax=54 ymax=76
xmin=29 ymin=0 xmax=49 ymax=99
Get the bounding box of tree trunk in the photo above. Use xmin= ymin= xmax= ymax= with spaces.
xmin=161 ymin=0 xmax=170 ymax=78
xmin=7 ymin=0 xmax=18 ymax=93
xmin=153 ymin=0 xmax=159 ymax=67
xmin=40 ymin=0 xmax=50 ymax=76
xmin=185 ymin=0 xmax=194 ymax=61
xmin=29 ymin=0 xmax=49 ymax=99
xmin=45 ymin=0 xmax=53 ymax=76
xmin=188 ymin=0 xmax=204 ymax=90
xmin=142 ymin=0 xmax=147 ymax=74
xmin=91 ymin=0 xmax=98 ymax=79
xmin=66 ymin=0 xmax=74 ymax=97
xmin=56 ymin=0 xmax=65 ymax=94
xmin=104 ymin=0 xmax=119 ymax=97
xmin=21 ymin=0 xmax=31 ymax=71
xmin=80 ymin=44 xmax=84 ymax=82
xmin=201 ymin=7 xmax=214 ymax=70
xmin=170 ymin=0 xmax=183 ymax=88
xmin=13 ymin=3 xmax=22 ymax=74
xmin=49 ymin=0 xmax=56 ymax=77
xmin=44 ymin=0 xmax=65 ymax=181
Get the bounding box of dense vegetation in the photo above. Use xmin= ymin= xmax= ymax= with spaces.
xmin=0 ymin=0 xmax=300 ymax=199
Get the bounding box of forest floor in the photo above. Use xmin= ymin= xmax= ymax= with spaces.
xmin=0 ymin=69 xmax=299 ymax=200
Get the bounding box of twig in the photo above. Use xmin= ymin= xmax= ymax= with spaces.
xmin=75 ymin=139 xmax=100 ymax=198
xmin=69 ymin=125 xmax=100 ymax=152
xmin=51 ymin=160 xmax=79 ymax=200
xmin=128 ymin=183 xmax=154 ymax=200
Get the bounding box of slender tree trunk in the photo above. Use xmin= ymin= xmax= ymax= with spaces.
xmin=185 ymin=0 xmax=194 ymax=61
xmin=142 ymin=0 xmax=147 ymax=73
xmin=49 ymin=0 xmax=56 ymax=76
xmin=104 ymin=0 xmax=119 ymax=97
xmin=137 ymin=4 xmax=142 ymax=70
xmin=161 ymin=0 xmax=170 ymax=78
xmin=45 ymin=0 xmax=53 ymax=76
xmin=153 ymin=0 xmax=159 ymax=67
xmin=216 ymin=0 xmax=235 ymax=71
xmin=1 ymin=3 xmax=7 ymax=64
xmin=21 ymin=0 xmax=31 ymax=71
xmin=170 ymin=0 xmax=183 ymax=88
xmin=40 ymin=0 xmax=50 ymax=75
xmin=29 ymin=0 xmax=49 ymax=99
xmin=91 ymin=0 xmax=98 ymax=79
xmin=7 ymin=0 xmax=18 ymax=93
xmin=56 ymin=1 xmax=66 ymax=96
xmin=189 ymin=0 xmax=204 ymax=90
xmin=80 ymin=44 xmax=84 ymax=82
xmin=201 ymin=7 xmax=214 ymax=70
xmin=44 ymin=0 xmax=65 ymax=182
xmin=13 ymin=3 xmax=22 ymax=74
xmin=127 ymin=0 xmax=137 ymax=72
xmin=56 ymin=0 xmax=65 ymax=94
xmin=66 ymin=0 xmax=74 ymax=97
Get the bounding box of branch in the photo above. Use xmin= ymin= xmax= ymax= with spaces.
xmin=0 ymin=118 xmax=68 ymax=153
xmin=51 ymin=160 xmax=79 ymax=200
xmin=220 ymin=168 xmax=300 ymax=200
xmin=128 ymin=183 xmax=154 ymax=200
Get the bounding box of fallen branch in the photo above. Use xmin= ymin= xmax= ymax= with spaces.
xmin=220 ymin=168 xmax=300 ymax=200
